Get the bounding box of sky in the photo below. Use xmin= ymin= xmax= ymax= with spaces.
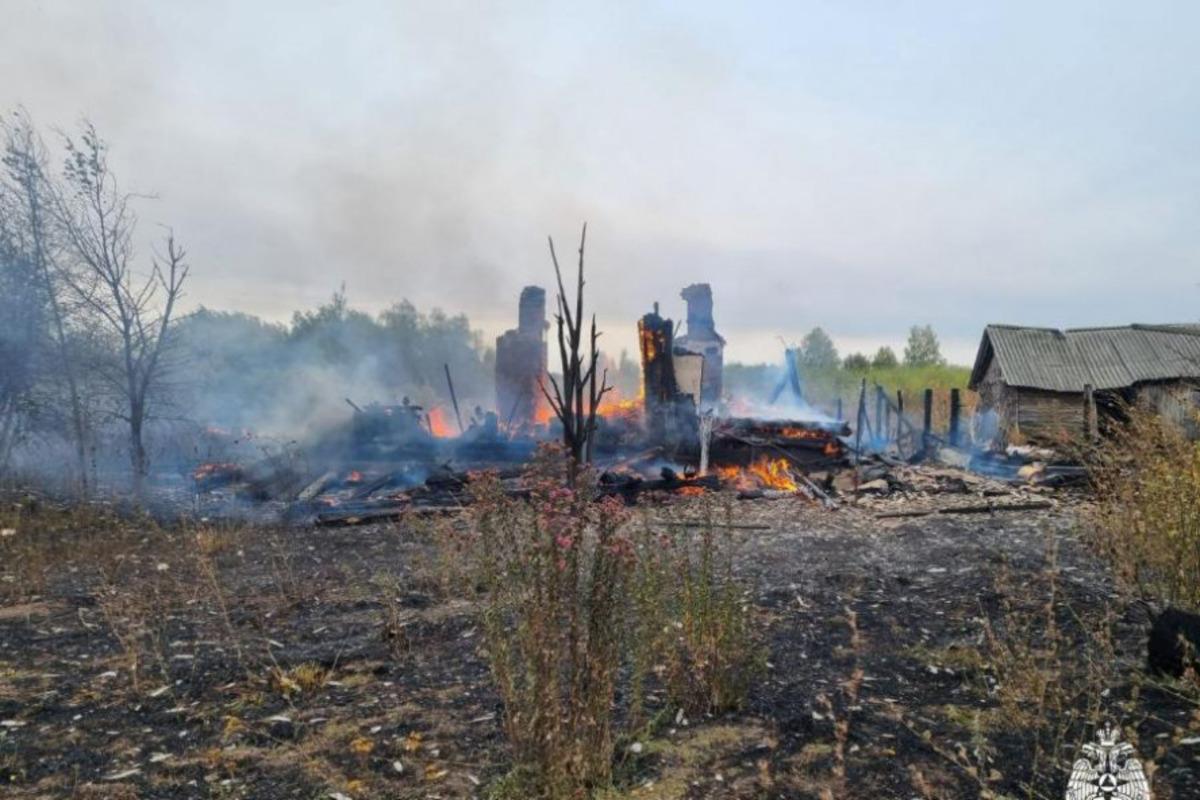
xmin=3 ymin=0 xmax=1199 ymax=365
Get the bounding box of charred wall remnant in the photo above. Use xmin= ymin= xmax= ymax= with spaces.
xmin=495 ymin=286 xmax=547 ymax=427
xmin=675 ymin=283 xmax=725 ymax=408
xmin=639 ymin=303 xmax=699 ymax=449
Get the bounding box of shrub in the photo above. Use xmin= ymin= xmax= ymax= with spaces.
xmin=456 ymin=449 xmax=761 ymax=798
xmin=1088 ymin=408 xmax=1200 ymax=611
xmin=467 ymin=454 xmax=635 ymax=796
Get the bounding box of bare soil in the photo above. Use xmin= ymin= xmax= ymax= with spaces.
xmin=1 ymin=493 xmax=1197 ymax=799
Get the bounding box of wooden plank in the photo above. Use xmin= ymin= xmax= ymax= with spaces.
xmin=875 ymin=499 xmax=1054 ymax=519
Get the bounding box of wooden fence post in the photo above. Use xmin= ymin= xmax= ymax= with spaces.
xmin=896 ymin=389 xmax=904 ymax=449
xmin=949 ymin=388 xmax=962 ymax=448
xmin=874 ymin=386 xmax=885 ymax=447
xmin=882 ymin=388 xmax=892 ymax=447
xmin=1083 ymin=384 xmax=1098 ymax=441
xmin=922 ymin=388 xmax=933 ymax=453
xmin=854 ymin=378 xmax=867 ymax=482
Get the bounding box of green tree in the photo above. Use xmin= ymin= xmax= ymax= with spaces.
xmin=799 ymin=327 xmax=839 ymax=369
xmin=872 ymin=346 xmax=898 ymax=368
xmin=904 ymin=325 xmax=945 ymax=367
xmin=842 ymin=352 xmax=870 ymax=370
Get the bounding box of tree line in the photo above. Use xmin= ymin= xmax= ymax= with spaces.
xmin=795 ymin=324 xmax=947 ymax=371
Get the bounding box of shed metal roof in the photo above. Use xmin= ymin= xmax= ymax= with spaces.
xmin=968 ymin=324 xmax=1200 ymax=392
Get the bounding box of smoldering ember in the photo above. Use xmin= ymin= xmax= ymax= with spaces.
xmin=4 ymin=9 xmax=1200 ymax=799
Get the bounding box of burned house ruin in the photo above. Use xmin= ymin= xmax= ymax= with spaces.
xmin=495 ymin=286 xmax=548 ymax=428
xmin=638 ymin=303 xmax=701 ymax=449
xmin=969 ymin=323 xmax=1200 ymax=444
xmin=675 ymin=283 xmax=725 ymax=408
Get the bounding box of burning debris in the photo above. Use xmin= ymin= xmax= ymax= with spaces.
xmin=185 ymin=280 xmax=1085 ymax=525
xmin=639 ymin=303 xmax=701 ymax=451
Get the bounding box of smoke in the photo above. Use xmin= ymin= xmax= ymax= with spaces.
xmin=172 ymin=297 xmax=494 ymax=444
xmin=5 ymin=1 xmax=1199 ymax=354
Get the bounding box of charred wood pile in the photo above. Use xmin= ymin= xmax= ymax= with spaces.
xmin=290 ymin=467 xmax=528 ymax=526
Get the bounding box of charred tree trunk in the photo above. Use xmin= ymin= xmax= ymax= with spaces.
xmin=540 ymin=224 xmax=611 ymax=480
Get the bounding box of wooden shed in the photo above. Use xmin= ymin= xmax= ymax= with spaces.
xmin=968 ymin=324 xmax=1200 ymax=444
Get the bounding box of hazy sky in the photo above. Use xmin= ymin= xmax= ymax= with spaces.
xmin=4 ymin=1 xmax=1199 ymax=364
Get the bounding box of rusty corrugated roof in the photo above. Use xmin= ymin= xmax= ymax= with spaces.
xmin=969 ymin=324 xmax=1200 ymax=392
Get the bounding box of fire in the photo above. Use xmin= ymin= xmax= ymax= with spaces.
xmin=192 ymin=462 xmax=240 ymax=481
xmin=715 ymin=464 xmax=741 ymax=481
xmin=428 ymin=407 xmax=453 ymax=437
xmin=778 ymin=425 xmax=842 ymax=457
xmin=715 ymin=458 xmax=799 ymax=492
xmin=778 ymin=426 xmax=826 ymax=440
xmin=596 ymin=386 xmax=644 ymax=421
xmin=345 ymin=470 xmax=364 ymax=483
xmin=749 ymin=457 xmax=799 ymax=491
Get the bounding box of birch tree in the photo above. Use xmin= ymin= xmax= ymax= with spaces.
xmin=57 ymin=122 xmax=189 ymax=493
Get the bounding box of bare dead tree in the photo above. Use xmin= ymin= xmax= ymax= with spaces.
xmin=56 ymin=123 xmax=190 ymax=494
xmin=540 ymin=223 xmax=612 ymax=477
xmin=1 ymin=110 xmax=91 ymax=491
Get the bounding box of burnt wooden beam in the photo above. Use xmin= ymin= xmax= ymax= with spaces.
xmin=444 ymin=364 xmax=465 ymax=434
xmin=875 ymin=499 xmax=1053 ymax=519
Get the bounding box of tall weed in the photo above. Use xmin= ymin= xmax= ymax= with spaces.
xmin=454 ymin=449 xmax=762 ymax=798
xmin=1087 ymin=408 xmax=1200 ymax=610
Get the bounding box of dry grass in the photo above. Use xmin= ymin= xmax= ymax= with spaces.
xmin=898 ymin=529 xmax=1137 ymax=799
xmin=1087 ymin=407 xmax=1200 ymax=611
xmin=628 ymin=502 xmax=765 ymax=721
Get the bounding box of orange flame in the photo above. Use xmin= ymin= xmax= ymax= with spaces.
xmin=778 ymin=426 xmax=826 ymax=440
xmin=596 ymin=386 xmax=644 ymax=421
xmin=715 ymin=458 xmax=799 ymax=492
xmin=428 ymin=407 xmax=453 ymax=437
xmin=749 ymin=457 xmax=799 ymax=492
xmin=192 ymin=462 xmax=239 ymax=481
